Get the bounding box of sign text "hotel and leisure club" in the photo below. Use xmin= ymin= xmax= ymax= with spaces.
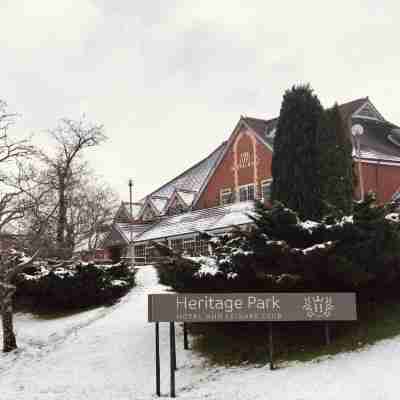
xmin=148 ymin=293 xmax=357 ymax=322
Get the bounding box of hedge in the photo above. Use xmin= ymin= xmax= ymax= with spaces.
xmin=15 ymin=261 xmax=137 ymax=312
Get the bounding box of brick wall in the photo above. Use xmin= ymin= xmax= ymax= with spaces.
xmin=196 ymin=126 xmax=273 ymax=209
xmin=354 ymin=161 xmax=400 ymax=203
xmin=196 ymin=125 xmax=400 ymax=209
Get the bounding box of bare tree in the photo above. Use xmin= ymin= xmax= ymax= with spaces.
xmin=0 ymin=101 xmax=35 ymax=232
xmin=0 ymin=250 xmax=38 ymax=352
xmin=40 ymin=117 xmax=106 ymax=258
xmin=65 ymin=177 xmax=119 ymax=257
xmin=0 ymin=100 xmax=41 ymax=352
xmin=0 ymin=104 xmax=110 ymax=352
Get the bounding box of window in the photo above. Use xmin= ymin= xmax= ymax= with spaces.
xmin=134 ymin=245 xmax=145 ymax=264
xmin=194 ymin=236 xmax=210 ymax=256
xmin=261 ymin=179 xmax=272 ymax=202
xmin=183 ymin=238 xmax=196 ymax=256
xmin=220 ymin=188 xmax=233 ymax=205
xmin=145 ymin=244 xmax=162 ymax=264
xmin=170 ymin=238 xmax=183 ymax=252
xmin=239 ymin=184 xmax=255 ymax=202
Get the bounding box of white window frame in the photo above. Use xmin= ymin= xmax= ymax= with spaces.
xmin=183 ymin=237 xmax=196 ymax=256
xmin=220 ymin=188 xmax=233 ymax=205
xmin=238 ymin=183 xmax=255 ymax=202
xmin=261 ymin=179 xmax=273 ymax=202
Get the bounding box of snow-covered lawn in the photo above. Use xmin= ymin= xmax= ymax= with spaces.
xmin=1 ymin=266 xmax=399 ymax=399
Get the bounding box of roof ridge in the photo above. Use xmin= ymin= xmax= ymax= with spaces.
xmin=338 ymin=96 xmax=369 ymax=107
xmin=244 ymin=97 xmax=370 ymax=124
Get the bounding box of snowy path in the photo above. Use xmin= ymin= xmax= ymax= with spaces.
xmin=0 ymin=266 xmax=208 ymax=399
xmin=1 ymin=266 xmax=400 ymax=399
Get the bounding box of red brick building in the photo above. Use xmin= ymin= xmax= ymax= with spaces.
xmin=103 ymin=97 xmax=400 ymax=263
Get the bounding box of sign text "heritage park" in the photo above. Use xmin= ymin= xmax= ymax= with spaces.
xmin=148 ymin=293 xmax=357 ymax=322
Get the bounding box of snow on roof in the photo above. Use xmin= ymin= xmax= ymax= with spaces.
xmin=116 ymin=223 xmax=154 ymax=242
xmin=245 ymin=99 xmax=400 ymax=164
xmin=133 ymin=201 xmax=255 ymax=243
xmin=144 ymin=142 xmax=227 ymax=200
xmin=177 ymin=190 xmax=196 ymax=206
xmin=150 ymin=197 xmax=169 ymax=214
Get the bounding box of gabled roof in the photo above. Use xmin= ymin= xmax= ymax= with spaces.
xmin=244 ymin=98 xmax=400 ymax=165
xmin=192 ymin=117 xmax=277 ymax=208
xmin=243 ymin=116 xmax=278 ymax=149
xmin=114 ymin=202 xmax=142 ymax=222
xmin=352 ymin=117 xmax=400 ymax=162
xmin=102 ymin=225 xmax=127 ymax=247
xmin=137 ymin=197 xmax=161 ymax=220
xmin=143 ymin=141 xmax=227 ymax=200
xmin=116 ymin=143 xmax=226 ymax=224
xmin=103 ymin=222 xmax=155 ymax=247
xmin=133 ymin=201 xmax=255 ymax=243
xmin=115 ymin=222 xmax=155 ymax=243
xmin=177 ymin=190 xmax=196 ymax=207
xmin=338 ymin=97 xmax=369 ymax=122
xmin=244 ymin=98 xmax=371 ymax=140
xmin=110 ymin=96 xmax=400 ymax=249
xmin=150 ymin=196 xmax=169 ymax=214
xmin=352 ymin=101 xmax=385 ymax=121
xmin=163 ymin=189 xmax=192 ymax=214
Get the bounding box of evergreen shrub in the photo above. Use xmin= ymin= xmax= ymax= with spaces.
xmin=14 ymin=261 xmax=136 ymax=312
xmin=155 ymin=195 xmax=400 ymax=302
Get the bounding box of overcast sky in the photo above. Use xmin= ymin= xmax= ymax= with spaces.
xmin=1 ymin=0 xmax=400 ymax=201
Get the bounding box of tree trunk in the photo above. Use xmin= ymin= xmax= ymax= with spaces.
xmin=57 ymin=176 xmax=67 ymax=258
xmin=2 ymin=298 xmax=17 ymax=353
xmin=65 ymin=223 xmax=75 ymax=260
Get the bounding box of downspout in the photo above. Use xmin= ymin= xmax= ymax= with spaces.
xmin=375 ymin=160 xmax=380 ymax=203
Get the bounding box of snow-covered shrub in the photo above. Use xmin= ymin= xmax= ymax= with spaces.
xmin=156 ymin=195 xmax=400 ymax=299
xmin=14 ymin=261 xmax=136 ymax=312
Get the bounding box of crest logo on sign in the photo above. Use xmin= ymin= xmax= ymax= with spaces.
xmin=302 ymin=295 xmax=335 ymax=318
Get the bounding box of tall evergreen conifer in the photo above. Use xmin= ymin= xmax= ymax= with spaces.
xmin=271 ymin=84 xmax=324 ymax=219
xmin=316 ymin=104 xmax=353 ymax=214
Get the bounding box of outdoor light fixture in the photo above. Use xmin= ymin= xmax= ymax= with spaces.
xmin=351 ymin=124 xmax=364 ymax=201
xmin=351 ymin=123 xmax=364 ymax=137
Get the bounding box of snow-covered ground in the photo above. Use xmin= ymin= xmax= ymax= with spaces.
xmin=1 ymin=266 xmax=399 ymax=399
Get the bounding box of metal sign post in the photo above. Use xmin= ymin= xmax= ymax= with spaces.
xmin=325 ymin=322 xmax=331 ymax=346
xmin=155 ymin=322 xmax=160 ymax=396
xmin=169 ymin=322 xmax=176 ymax=398
xmin=183 ymin=322 xmax=189 ymax=350
xmin=269 ymin=322 xmax=274 ymax=370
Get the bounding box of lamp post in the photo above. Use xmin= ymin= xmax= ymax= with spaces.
xmin=128 ymin=179 xmax=134 ymax=261
xmin=351 ymin=124 xmax=364 ymax=201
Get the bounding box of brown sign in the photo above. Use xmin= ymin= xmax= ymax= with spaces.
xmin=148 ymin=293 xmax=357 ymax=322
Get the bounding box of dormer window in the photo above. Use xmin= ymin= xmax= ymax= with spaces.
xmin=142 ymin=204 xmax=156 ymax=221
xmin=261 ymin=179 xmax=273 ymax=202
xmin=166 ymin=194 xmax=187 ymax=216
xmin=220 ymin=188 xmax=233 ymax=205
